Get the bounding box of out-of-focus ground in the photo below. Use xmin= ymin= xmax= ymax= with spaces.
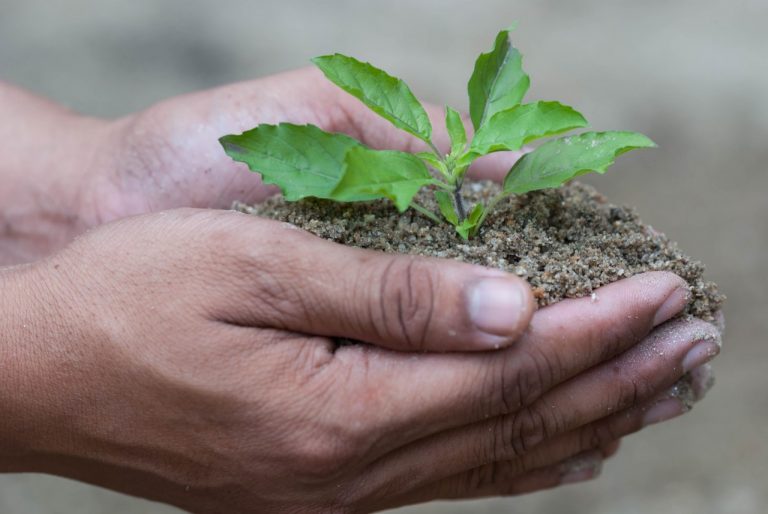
xmin=1 ymin=0 xmax=765 ymax=512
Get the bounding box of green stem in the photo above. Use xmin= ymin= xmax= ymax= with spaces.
xmin=410 ymin=202 xmax=441 ymax=223
xmin=428 ymin=141 xmax=443 ymax=157
xmin=453 ymin=180 xmax=467 ymax=222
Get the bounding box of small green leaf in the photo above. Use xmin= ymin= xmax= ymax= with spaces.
xmin=219 ymin=123 xmax=364 ymax=201
xmin=313 ymin=54 xmax=433 ymax=143
xmin=416 ymin=151 xmax=448 ymax=175
xmin=466 ymin=101 xmax=587 ymax=159
xmin=445 ymin=107 xmax=468 ymax=155
xmin=456 ymin=203 xmax=485 ymax=239
xmin=333 ymin=147 xmax=436 ymax=211
xmin=434 ymin=190 xmax=458 ymax=225
xmin=468 ymin=28 xmax=530 ymax=131
xmin=503 ymin=131 xmax=656 ymax=195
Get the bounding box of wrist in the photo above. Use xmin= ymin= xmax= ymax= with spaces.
xmin=0 ymin=84 xmax=111 ymax=264
xmin=0 ymin=265 xmax=44 ymax=468
xmin=0 ymin=260 xmax=91 ymax=472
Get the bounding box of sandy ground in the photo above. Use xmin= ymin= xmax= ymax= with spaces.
xmin=1 ymin=1 xmax=766 ymax=512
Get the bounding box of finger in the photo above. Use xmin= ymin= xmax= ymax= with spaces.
xmin=357 ymin=316 xmax=719 ymax=488
xmin=601 ymin=439 xmax=622 ymax=458
xmin=211 ymin=215 xmax=535 ymax=352
xmin=662 ymin=361 xmax=716 ymax=412
xmin=366 ymin=381 xmax=687 ymax=509
xmin=689 ymin=363 xmax=716 ymax=402
xmin=372 ymin=450 xmax=603 ymax=511
xmin=295 ymin=270 xmax=690 ymax=464
xmin=504 ymin=363 xmax=715 ymax=471
xmin=500 ymin=316 xmax=720 ymax=449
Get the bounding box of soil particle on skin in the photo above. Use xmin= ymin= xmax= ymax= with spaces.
xmin=236 ymin=181 xmax=724 ymax=321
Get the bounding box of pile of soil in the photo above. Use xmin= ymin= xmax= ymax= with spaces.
xmin=237 ymin=181 xmax=724 ymax=321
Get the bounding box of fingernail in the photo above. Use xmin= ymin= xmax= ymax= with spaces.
xmin=468 ymin=277 xmax=526 ymax=340
xmin=642 ymin=398 xmax=685 ymax=426
xmin=560 ymin=451 xmax=603 ymax=484
xmin=682 ymin=339 xmax=720 ymax=373
xmin=652 ymin=286 xmax=690 ymax=326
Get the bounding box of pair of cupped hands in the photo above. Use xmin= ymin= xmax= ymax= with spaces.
xmin=0 ymin=68 xmax=721 ymax=514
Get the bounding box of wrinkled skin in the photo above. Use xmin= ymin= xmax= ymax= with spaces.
xmin=0 ymin=69 xmax=722 ymax=513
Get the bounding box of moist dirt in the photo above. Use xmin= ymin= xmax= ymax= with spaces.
xmin=236 ymin=181 xmax=724 ymax=321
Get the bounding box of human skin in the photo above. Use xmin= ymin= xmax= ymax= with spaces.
xmin=0 ymin=71 xmax=721 ymax=512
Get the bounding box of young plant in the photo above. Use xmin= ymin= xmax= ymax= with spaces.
xmin=220 ymin=26 xmax=655 ymax=239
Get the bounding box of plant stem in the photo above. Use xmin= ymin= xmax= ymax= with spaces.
xmin=428 ymin=141 xmax=443 ymax=157
xmin=410 ymin=202 xmax=441 ymax=223
xmin=453 ymin=180 xmax=467 ymax=222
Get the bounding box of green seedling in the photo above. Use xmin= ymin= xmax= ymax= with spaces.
xmin=220 ymin=26 xmax=655 ymax=239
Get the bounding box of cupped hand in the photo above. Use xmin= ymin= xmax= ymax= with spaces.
xmin=1 ymin=209 xmax=720 ymax=513
xmin=77 ymin=67 xmax=516 ymax=225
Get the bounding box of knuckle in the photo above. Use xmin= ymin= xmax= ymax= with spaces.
xmin=488 ymin=415 xmax=524 ymax=461
xmin=465 ymin=461 xmax=521 ymax=495
xmin=612 ymin=373 xmax=654 ymax=412
xmin=461 ymin=463 xmax=492 ymax=493
xmin=295 ymin=430 xmax=361 ymax=481
xmin=504 ymin=404 xmax=552 ymax=456
xmin=373 ymin=256 xmax=439 ymax=349
xmin=512 ymin=346 xmax=558 ymax=408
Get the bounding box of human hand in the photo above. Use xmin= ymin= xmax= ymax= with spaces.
xmin=0 ymin=209 xmax=720 ymax=513
xmin=75 ymin=67 xmax=517 ymax=227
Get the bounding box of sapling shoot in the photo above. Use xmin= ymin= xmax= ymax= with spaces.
xmin=220 ymin=26 xmax=655 ymax=239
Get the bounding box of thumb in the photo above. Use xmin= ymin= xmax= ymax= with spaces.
xmin=223 ymin=218 xmax=536 ymax=352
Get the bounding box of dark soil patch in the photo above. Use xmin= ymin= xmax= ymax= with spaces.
xmin=236 ymin=181 xmax=723 ymax=321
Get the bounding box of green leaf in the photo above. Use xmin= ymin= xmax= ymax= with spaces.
xmin=219 ymin=123 xmax=364 ymax=201
xmin=445 ymin=107 xmax=468 ymax=155
xmin=416 ymin=151 xmax=448 ymax=176
xmin=468 ymin=28 xmax=530 ymax=131
xmin=333 ymin=147 xmax=436 ymax=211
xmin=456 ymin=203 xmax=485 ymax=239
xmin=313 ymin=54 xmax=433 ymax=143
xmin=466 ymin=101 xmax=587 ymax=159
xmin=503 ymin=131 xmax=656 ymax=195
xmin=434 ymin=190 xmax=458 ymax=225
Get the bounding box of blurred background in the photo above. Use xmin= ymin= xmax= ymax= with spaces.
xmin=1 ymin=0 xmax=766 ymax=512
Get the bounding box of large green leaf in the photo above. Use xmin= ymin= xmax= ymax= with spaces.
xmin=467 ymin=28 xmax=530 ymax=131
xmin=466 ymin=101 xmax=587 ymax=159
xmin=313 ymin=54 xmax=433 ymax=143
xmin=333 ymin=147 xmax=437 ymax=211
xmin=219 ymin=123 xmax=367 ymax=201
xmin=503 ymin=131 xmax=656 ymax=195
